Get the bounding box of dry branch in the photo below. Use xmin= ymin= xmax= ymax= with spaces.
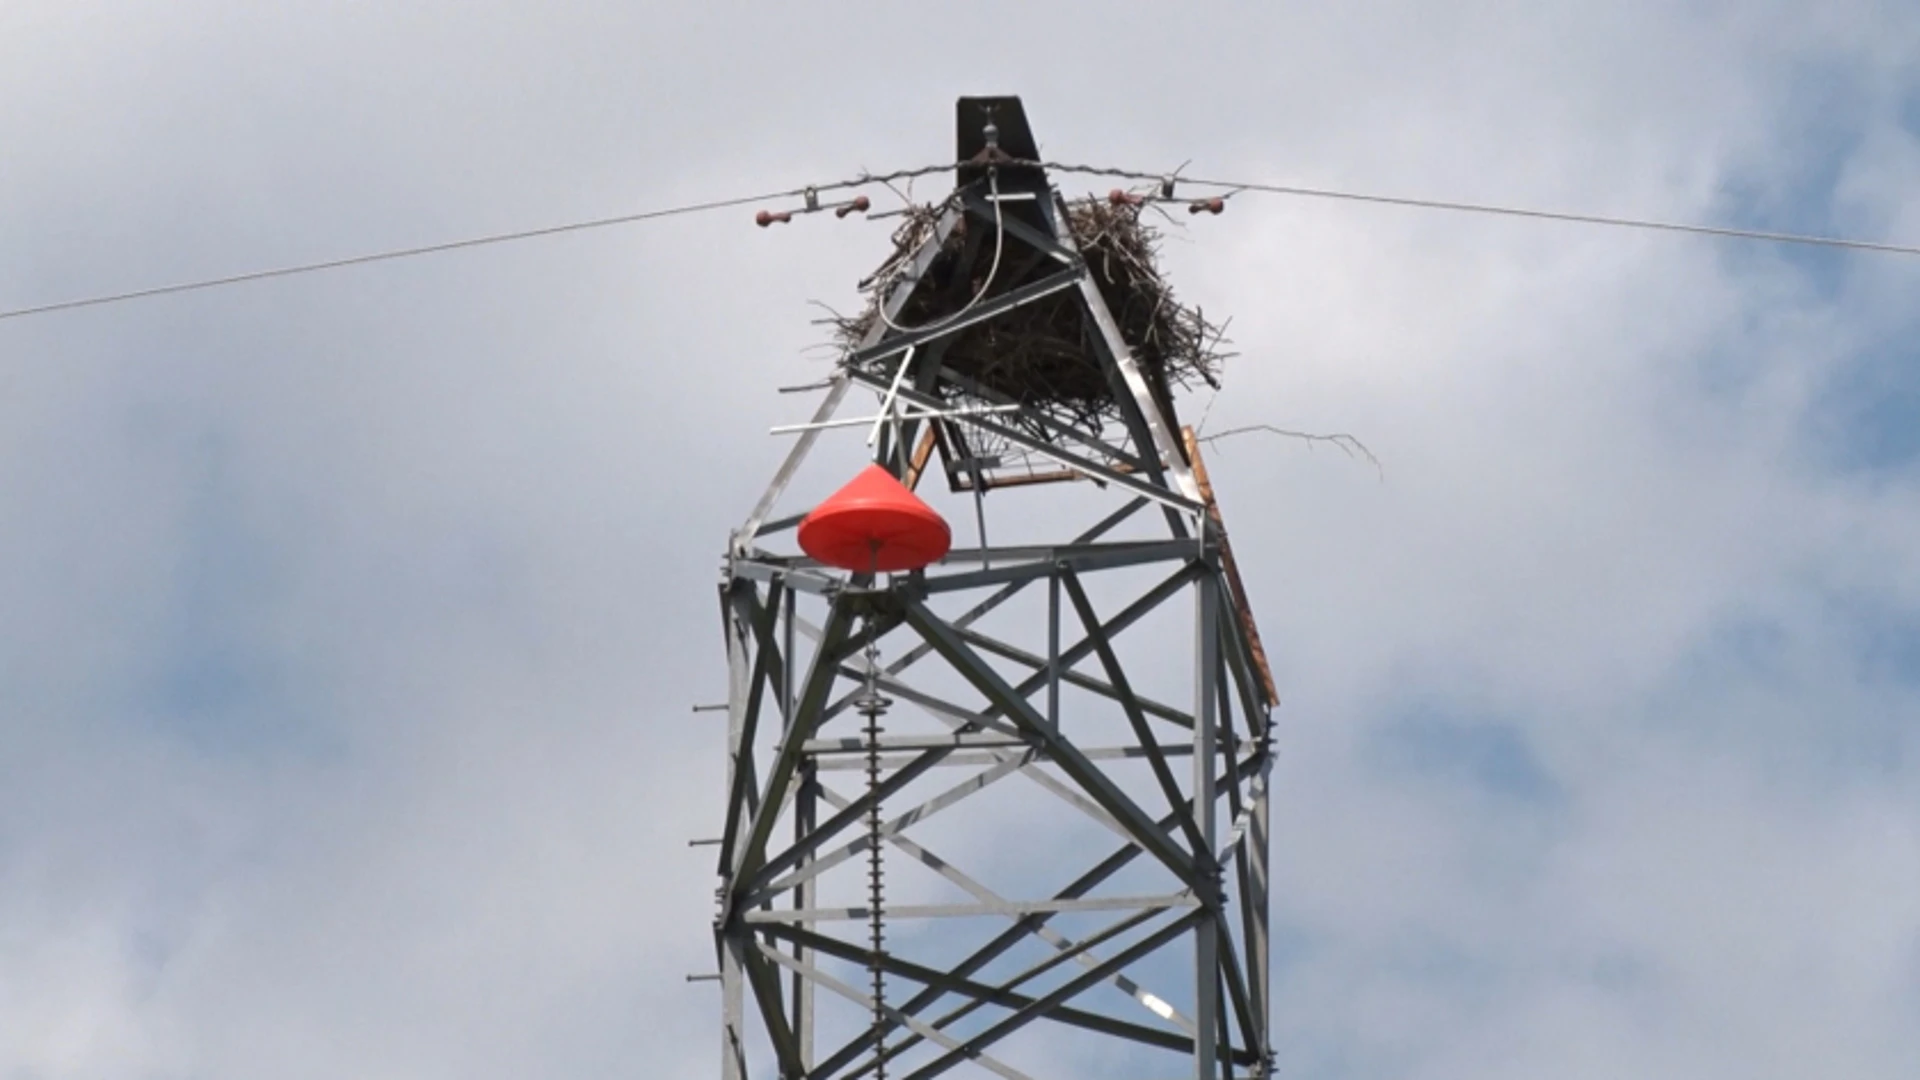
xmin=831 ymin=196 xmax=1232 ymax=437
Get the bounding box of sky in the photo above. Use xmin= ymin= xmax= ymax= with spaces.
xmin=2 ymin=2 xmax=1918 ymax=1078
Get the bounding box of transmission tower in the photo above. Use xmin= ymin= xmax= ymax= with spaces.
xmin=711 ymin=97 xmax=1276 ymax=1080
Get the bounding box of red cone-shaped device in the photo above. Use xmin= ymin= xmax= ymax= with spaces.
xmin=798 ymin=464 xmax=952 ymax=573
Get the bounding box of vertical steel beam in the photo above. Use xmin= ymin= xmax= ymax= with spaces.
xmin=793 ymin=771 xmax=817 ymax=1065
xmin=783 ymin=589 xmax=815 ymax=1068
xmin=734 ymin=600 xmax=856 ymax=882
xmin=783 ymin=585 xmax=798 ymax=723
xmin=1248 ymin=751 xmax=1273 ymax=1073
xmin=1047 ymin=570 xmax=1061 ymax=732
xmin=1192 ymin=569 xmax=1221 ymax=1079
xmin=716 ymin=583 xmax=783 ymax=875
xmin=721 ymin=587 xmax=753 ymax=1080
xmin=745 ymin=945 xmax=805 ymax=1076
xmin=720 ymin=931 xmax=748 ymax=1080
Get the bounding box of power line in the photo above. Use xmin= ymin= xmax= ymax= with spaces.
xmin=0 ymin=180 xmax=883 ymax=323
xmin=1198 ymin=177 xmax=1920 ymax=257
xmin=0 ymin=161 xmax=994 ymax=323
xmin=1044 ymin=163 xmax=1920 ymax=258
xmin=6 ymin=158 xmax=1918 ymax=324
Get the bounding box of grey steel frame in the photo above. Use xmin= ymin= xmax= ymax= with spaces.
xmin=714 ymin=178 xmax=1274 ymax=1080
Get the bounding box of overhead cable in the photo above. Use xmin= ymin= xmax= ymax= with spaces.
xmin=1043 ymin=163 xmax=1920 ymax=258
xmin=5 ymin=157 xmax=1917 ymax=324
xmin=0 ymin=174 xmax=911 ymax=323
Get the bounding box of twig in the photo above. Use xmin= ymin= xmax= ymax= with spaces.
xmin=806 ymin=298 xmax=852 ymax=323
xmin=1199 ymin=424 xmax=1384 ymax=482
xmin=830 ymin=194 xmax=1231 ymax=433
xmin=1193 ymin=386 xmax=1223 ymax=436
xmin=875 ymin=174 xmax=915 ymax=213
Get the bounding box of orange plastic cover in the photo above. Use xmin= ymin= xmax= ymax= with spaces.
xmin=798 ymin=464 xmax=952 ymax=573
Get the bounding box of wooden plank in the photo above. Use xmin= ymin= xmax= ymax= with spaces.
xmin=904 ymin=426 xmax=939 ymax=490
xmin=1183 ymin=426 xmax=1279 ymax=707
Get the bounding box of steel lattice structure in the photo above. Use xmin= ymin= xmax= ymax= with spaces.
xmin=712 ymin=98 xmax=1275 ymax=1080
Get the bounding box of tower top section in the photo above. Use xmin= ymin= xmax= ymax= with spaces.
xmin=823 ymin=96 xmax=1228 ymax=499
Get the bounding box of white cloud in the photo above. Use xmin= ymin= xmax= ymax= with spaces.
xmin=2 ymin=2 xmax=1918 ymax=1078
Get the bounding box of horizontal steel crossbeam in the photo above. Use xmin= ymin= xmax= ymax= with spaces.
xmin=743 ymin=894 xmax=1198 ymax=923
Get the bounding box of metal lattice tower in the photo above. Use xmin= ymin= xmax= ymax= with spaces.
xmin=712 ymin=97 xmax=1276 ymax=1080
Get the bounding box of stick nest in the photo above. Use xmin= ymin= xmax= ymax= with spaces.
xmin=831 ymin=197 xmax=1230 ymax=432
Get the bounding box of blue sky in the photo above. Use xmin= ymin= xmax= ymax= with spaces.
xmin=3 ymin=2 xmax=1919 ymax=1078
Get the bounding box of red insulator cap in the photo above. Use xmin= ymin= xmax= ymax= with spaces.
xmin=835 ymin=195 xmax=872 ymax=218
xmin=1188 ymin=197 xmax=1225 ymax=215
xmin=755 ymin=209 xmax=792 ymax=227
xmin=798 ymin=464 xmax=952 ymax=573
xmin=1108 ymin=189 xmax=1144 ymax=207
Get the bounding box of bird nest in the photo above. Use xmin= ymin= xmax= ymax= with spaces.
xmin=831 ymin=196 xmax=1230 ymax=434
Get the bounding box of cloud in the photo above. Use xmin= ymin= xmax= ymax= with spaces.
xmin=2 ymin=2 xmax=1918 ymax=1078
